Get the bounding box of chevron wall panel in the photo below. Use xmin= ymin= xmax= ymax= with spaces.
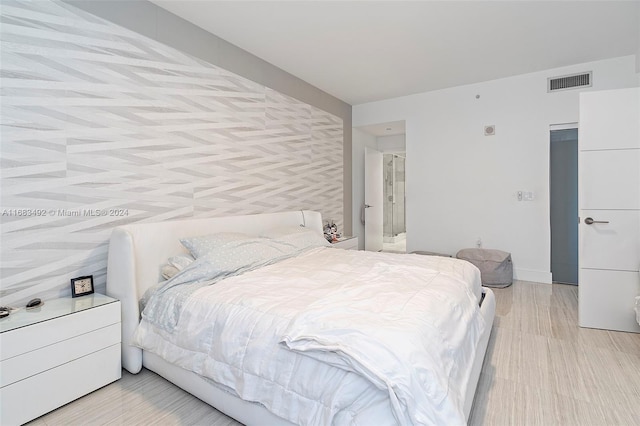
xmin=0 ymin=0 xmax=343 ymax=304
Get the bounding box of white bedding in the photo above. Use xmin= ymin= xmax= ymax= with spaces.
xmin=133 ymin=248 xmax=485 ymax=425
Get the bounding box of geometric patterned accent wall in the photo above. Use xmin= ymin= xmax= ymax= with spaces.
xmin=0 ymin=0 xmax=343 ymax=304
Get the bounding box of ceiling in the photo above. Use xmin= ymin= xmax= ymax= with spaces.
xmin=151 ymin=1 xmax=639 ymax=105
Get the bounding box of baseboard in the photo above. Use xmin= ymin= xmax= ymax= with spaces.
xmin=513 ymin=268 xmax=552 ymax=284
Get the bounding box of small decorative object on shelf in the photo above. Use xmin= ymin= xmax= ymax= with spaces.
xmin=26 ymin=298 xmax=43 ymax=309
xmin=323 ymin=219 xmax=340 ymax=243
xmin=0 ymin=299 xmax=43 ymax=320
xmin=71 ymin=275 xmax=94 ymax=297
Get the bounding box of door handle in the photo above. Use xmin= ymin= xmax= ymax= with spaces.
xmin=361 ymin=204 xmax=373 ymax=225
xmin=584 ymin=217 xmax=609 ymax=225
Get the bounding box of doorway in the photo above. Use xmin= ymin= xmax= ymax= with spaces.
xmin=550 ymin=128 xmax=578 ymax=285
xmin=355 ymin=121 xmax=406 ymax=252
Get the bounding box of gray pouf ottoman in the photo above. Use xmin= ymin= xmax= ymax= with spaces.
xmin=456 ymin=248 xmax=513 ymax=288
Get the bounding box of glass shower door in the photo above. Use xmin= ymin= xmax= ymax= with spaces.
xmin=383 ymin=154 xmax=406 ymax=241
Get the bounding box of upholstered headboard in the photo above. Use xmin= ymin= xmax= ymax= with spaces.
xmin=106 ymin=210 xmax=323 ymax=373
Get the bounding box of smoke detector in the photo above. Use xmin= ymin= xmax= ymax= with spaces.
xmin=484 ymin=125 xmax=496 ymax=136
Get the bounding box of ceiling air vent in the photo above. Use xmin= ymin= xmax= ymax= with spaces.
xmin=548 ymin=72 xmax=592 ymax=92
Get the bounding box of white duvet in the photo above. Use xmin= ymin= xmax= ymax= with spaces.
xmin=133 ymin=248 xmax=485 ymax=425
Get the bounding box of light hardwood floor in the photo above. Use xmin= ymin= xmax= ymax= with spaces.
xmin=29 ymin=280 xmax=640 ymax=425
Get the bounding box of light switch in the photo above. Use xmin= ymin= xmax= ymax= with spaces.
xmin=517 ymin=191 xmax=535 ymax=201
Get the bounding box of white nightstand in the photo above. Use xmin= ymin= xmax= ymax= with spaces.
xmin=330 ymin=236 xmax=359 ymax=250
xmin=0 ymin=294 xmax=121 ymax=425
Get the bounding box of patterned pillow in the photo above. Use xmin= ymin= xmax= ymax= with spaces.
xmin=172 ymin=237 xmax=299 ymax=285
xmin=204 ymin=238 xmax=294 ymax=271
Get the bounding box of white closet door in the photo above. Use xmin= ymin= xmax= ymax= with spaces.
xmin=578 ymin=87 xmax=640 ymax=333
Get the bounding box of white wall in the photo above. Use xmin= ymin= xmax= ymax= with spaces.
xmin=353 ymin=55 xmax=638 ymax=283
xmin=377 ymin=134 xmax=406 ymax=153
xmin=352 ymin=128 xmax=379 ymax=249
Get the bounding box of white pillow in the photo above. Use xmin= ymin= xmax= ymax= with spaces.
xmin=160 ymin=254 xmax=195 ymax=280
xmin=180 ymin=232 xmax=252 ymax=258
xmin=161 ymin=264 xmax=180 ymax=280
xmin=168 ymin=254 xmax=194 ymax=270
xmin=261 ymin=226 xmax=330 ymax=250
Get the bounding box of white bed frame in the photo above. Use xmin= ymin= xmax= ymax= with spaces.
xmin=106 ymin=210 xmax=495 ymax=425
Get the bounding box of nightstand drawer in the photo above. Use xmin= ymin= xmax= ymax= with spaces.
xmin=0 ymin=323 xmax=121 ymax=387
xmin=0 ymin=343 xmax=121 ymax=426
xmin=0 ymin=301 xmax=120 ymax=361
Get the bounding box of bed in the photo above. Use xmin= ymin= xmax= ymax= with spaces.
xmin=106 ymin=210 xmax=495 ymax=425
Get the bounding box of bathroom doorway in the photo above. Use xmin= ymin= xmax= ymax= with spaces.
xmin=354 ymin=120 xmax=406 ymax=252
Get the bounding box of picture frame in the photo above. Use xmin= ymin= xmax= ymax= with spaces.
xmin=71 ymin=275 xmax=94 ymax=298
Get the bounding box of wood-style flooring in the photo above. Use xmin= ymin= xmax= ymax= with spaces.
xmin=29 ymin=280 xmax=640 ymax=425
